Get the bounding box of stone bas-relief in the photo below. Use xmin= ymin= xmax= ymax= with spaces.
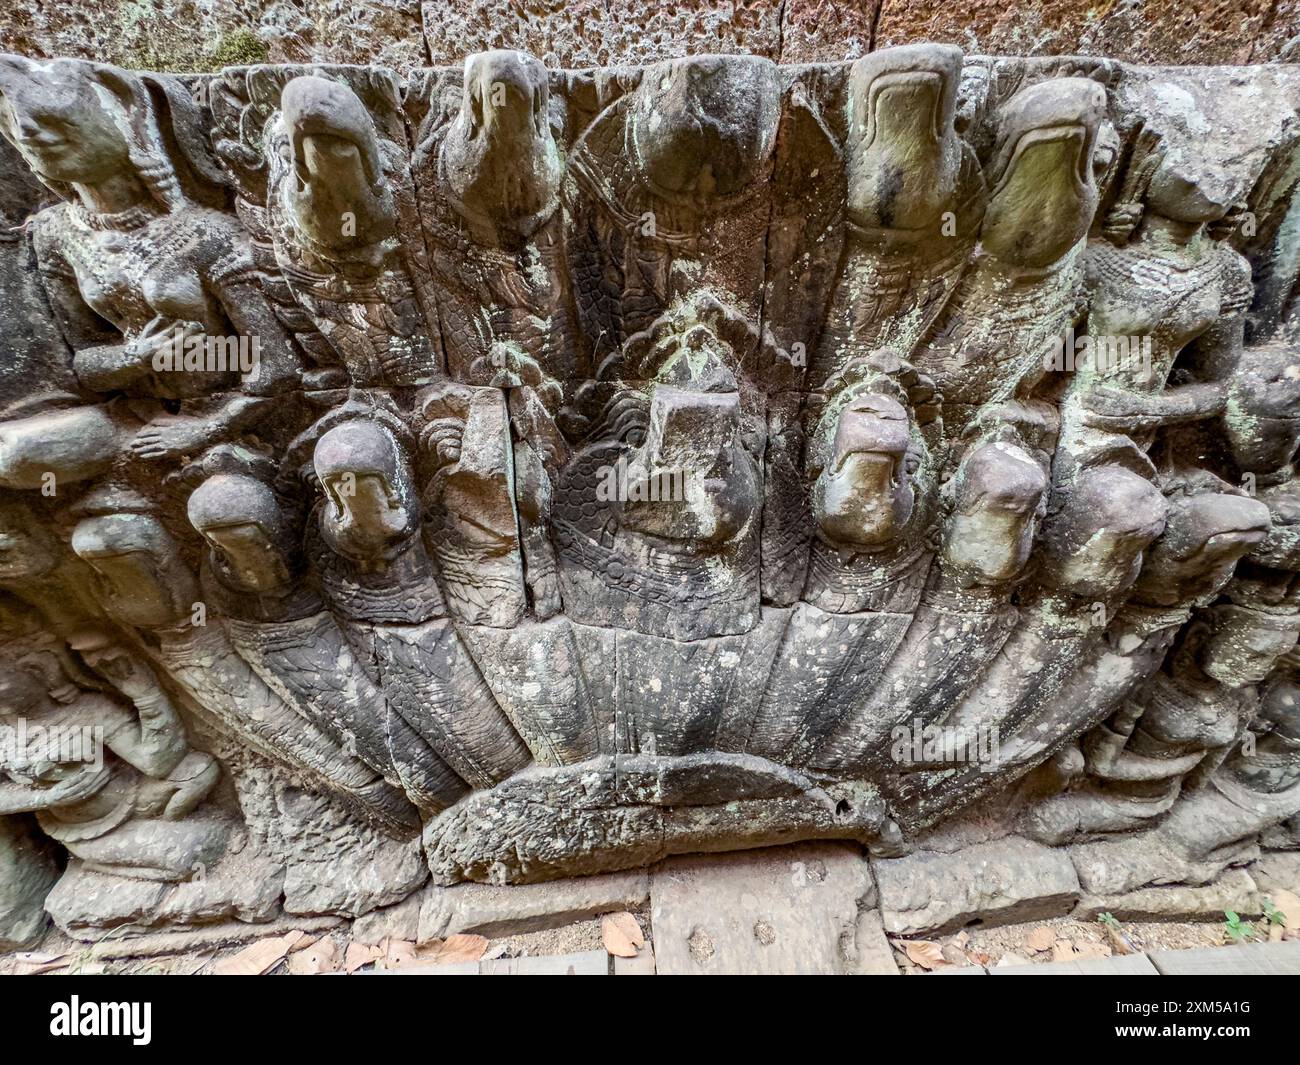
xmin=0 ymin=45 xmax=1298 ymax=944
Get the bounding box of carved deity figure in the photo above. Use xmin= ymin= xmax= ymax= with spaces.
xmin=553 ymin=307 xmax=762 ymax=641
xmin=0 ymin=629 xmax=228 ymax=881
xmin=0 ymin=55 xmax=301 ymax=477
xmin=1056 ymin=107 xmax=1260 ymax=486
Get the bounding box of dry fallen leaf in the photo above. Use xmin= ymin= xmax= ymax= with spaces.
xmin=413 ymin=933 xmax=489 ymax=966
xmin=1103 ymin=924 xmax=1137 ymax=956
xmin=287 ymin=933 xmax=319 ymax=955
xmin=344 ymin=941 xmax=384 ymax=974
xmin=995 ymin=952 xmax=1031 ymax=968
xmin=602 ymin=912 xmax=645 ymax=958
xmin=440 ymin=933 xmax=489 ymax=963
xmin=280 ymin=930 xmax=308 ymax=953
xmin=1073 ymin=940 xmax=1112 ymax=960
xmin=902 ymin=939 xmax=948 ymax=970
xmin=213 ymin=935 xmax=295 ymax=976
xmin=1026 ymin=926 xmax=1056 ymax=953
xmin=287 ymin=937 xmax=339 ymax=975
xmin=950 ymin=930 xmax=970 ymax=950
xmin=1050 ymin=940 xmax=1077 ymax=963
xmin=382 ymin=939 xmax=419 ymax=969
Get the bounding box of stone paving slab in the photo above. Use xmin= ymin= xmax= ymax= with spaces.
xmin=614 ymin=942 xmax=657 ymax=975
xmin=367 ymin=949 xmax=610 ymax=975
xmin=651 ymin=843 xmax=876 ymax=975
xmin=480 ymin=949 xmax=610 ymax=975
xmin=991 ymin=953 xmax=1160 ymax=975
xmin=1149 ymin=941 xmax=1300 ymax=976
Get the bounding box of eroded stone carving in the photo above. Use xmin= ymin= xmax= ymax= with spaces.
xmin=1 ymin=46 xmax=1299 ymax=934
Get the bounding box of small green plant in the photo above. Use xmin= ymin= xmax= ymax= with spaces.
xmin=1262 ymin=899 xmax=1286 ymax=928
xmin=1223 ymin=910 xmax=1257 ymax=943
xmin=1097 ymin=910 xmax=1139 ymax=955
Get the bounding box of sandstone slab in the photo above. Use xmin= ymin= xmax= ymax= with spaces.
xmin=1149 ymin=941 xmax=1300 ymax=976
xmin=418 ymin=869 xmax=650 ymax=941
xmin=650 ymin=842 xmax=877 ymax=975
xmin=45 ymin=856 xmax=284 ymax=940
xmin=991 ymin=952 xmax=1160 ymax=975
xmin=1073 ymin=868 xmax=1263 ymax=923
xmin=875 ymin=836 xmax=1080 ymax=935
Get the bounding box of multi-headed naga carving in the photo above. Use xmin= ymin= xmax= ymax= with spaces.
xmin=1 ymin=45 xmax=1299 ymax=939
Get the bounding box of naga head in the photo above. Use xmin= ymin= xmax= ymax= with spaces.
xmin=616 ymin=329 xmax=759 ymax=549
xmin=981 ymin=77 xmax=1107 ymax=270
xmin=1130 ymin=483 xmax=1272 ymax=607
xmin=1200 ymin=604 xmax=1300 ymax=687
xmin=809 ymin=354 xmax=930 ymax=551
xmin=813 ymin=393 xmax=917 ymax=549
xmin=443 ymin=50 xmax=561 ymax=229
xmin=314 ymin=420 xmax=419 ymax=566
xmin=1038 ymin=465 xmax=1168 ymax=599
xmin=187 ymin=474 xmax=296 ymax=596
xmin=629 ymin=55 xmax=780 ymax=202
xmin=942 ymin=441 xmax=1049 ymax=588
xmin=70 ymin=513 xmax=197 ymax=629
xmin=279 ymin=75 xmax=394 ymax=252
xmin=845 ymin=44 xmax=963 ymax=231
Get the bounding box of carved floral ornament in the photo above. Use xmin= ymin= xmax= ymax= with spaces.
xmin=0 ymin=45 xmax=1298 ymax=938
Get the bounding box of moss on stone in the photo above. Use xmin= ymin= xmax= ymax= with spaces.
xmin=208 ymin=30 xmax=269 ymax=70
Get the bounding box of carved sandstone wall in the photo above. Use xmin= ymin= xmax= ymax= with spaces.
xmin=1 ymin=0 xmax=1297 ymax=73
xmin=0 ymin=40 xmax=1298 ymax=946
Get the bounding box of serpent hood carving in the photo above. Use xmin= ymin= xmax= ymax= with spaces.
xmin=0 ymin=46 xmax=1299 ymax=941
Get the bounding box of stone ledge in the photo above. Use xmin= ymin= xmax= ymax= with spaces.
xmin=417 ymin=870 xmax=650 ymax=941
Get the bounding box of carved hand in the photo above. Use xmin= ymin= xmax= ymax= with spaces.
xmin=130 ymin=415 xmax=214 ymax=461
